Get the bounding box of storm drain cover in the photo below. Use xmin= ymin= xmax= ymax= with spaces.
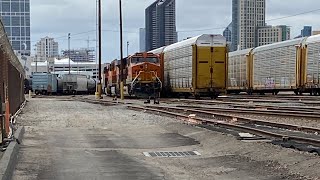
xmin=143 ymin=151 xmax=201 ymax=157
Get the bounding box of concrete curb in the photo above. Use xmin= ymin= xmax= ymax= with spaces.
xmin=0 ymin=126 xmax=25 ymax=180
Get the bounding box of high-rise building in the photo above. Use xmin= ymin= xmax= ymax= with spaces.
xmin=0 ymin=0 xmax=31 ymax=55
xmin=257 ymin=25 xmax=290 ymax=46
xmin=145 ymin=0 xmax=177 ymax=51
xmin=301 ymin=26 xmax=312 ymax=37
xmin=139 ymin=28 xmax=146 ymax=52
xmin=62 ymin=48 xmax=95 ymax=62
xmin=35 ymin=37 xmax=59 ymax=62
xmin=223 ymin=23 xmax=232 ymax=44
xmin=232 ymin=0 xmax=266 ymax=51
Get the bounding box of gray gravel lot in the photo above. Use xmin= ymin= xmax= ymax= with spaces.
xmin=10 ymin=98 xmax=320 ymax=180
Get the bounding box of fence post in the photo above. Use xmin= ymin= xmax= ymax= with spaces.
xmin=0 ymin=95 xmax=3 ymax=145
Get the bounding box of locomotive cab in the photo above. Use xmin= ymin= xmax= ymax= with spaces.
xmin=127 ymin=53 xmax=162 ymax=98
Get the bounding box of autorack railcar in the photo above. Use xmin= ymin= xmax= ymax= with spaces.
xmin=151 ymin=34 xmax=228 ymax=99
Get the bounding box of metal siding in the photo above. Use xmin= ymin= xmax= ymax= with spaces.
xmin=306 ymin=42 xmax=320 ymax=86
xmin=228 ymin=51 xmax=248 ymax=90
xmin=253 ymin=44 xmax=297 ymax=90
xmin=164 ymin=45 xmax=193 ymax=91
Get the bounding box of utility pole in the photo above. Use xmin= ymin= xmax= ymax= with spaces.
xmin=96 ymin=0 xmax=102 ymax=99
xmin=68 ymin=33 xmax=71 ymax=74
xmin=127 ymin=41 xmax=129 ymax=57
xmin=34 ymin=46 xmax=38 ymax=73
xmin=119 ymin=0 xmax=124 ymax=100
xmin=35 ymin=55 xmax=38 ymax=73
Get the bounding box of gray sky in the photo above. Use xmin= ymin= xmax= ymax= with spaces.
xmin=31 ymin=0 xmax=320 ymax=62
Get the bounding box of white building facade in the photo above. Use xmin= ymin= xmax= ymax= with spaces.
xmin=31 ymin=58 xmax=106 ymax=80
xmin=35 ymin=36 xmax=59 ymax=62
xmin=257 ymin=25 xmax=290 ymax=46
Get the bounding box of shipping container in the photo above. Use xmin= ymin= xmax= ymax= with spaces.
xmin=162 ymin=34 xmax=227 ymax=98
xmin=32 ymin=73 xmax=58 ymax=95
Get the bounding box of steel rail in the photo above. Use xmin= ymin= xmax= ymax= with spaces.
xmin=175 ymin=105 xmax=320 ymax=119
xmin=162 ymin=99 xmax=320 ymax=112
xmin=127 ymin=105 xmax=320 ymax=147
xmin=71 ymin=98 xmax=320 ymax=147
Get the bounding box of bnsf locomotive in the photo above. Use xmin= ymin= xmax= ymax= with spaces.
xmin=105 ymin=52 xmax=162 ymax=98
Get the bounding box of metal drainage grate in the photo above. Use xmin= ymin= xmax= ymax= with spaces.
xmin=143 ymin=151 xmax=201 ymax=157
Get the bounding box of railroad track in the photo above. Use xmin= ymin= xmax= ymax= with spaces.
xmin=127 ymin=105 xmax=320 ymax=148
xmin=72 ymin=97 xmax=320 ymax=153
xmin=73 ymin=97 xmax=129 ymax=106
xmin=175 ymin=105 xmax=320 ymax=119
xmin=163 ymin=99 xmax=320 ymax=112
xmin=164 ymin=98 xmax=320 ymax=106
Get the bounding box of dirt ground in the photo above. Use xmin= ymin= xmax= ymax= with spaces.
xmin=10 ymin=97 xmax=320 ymax=180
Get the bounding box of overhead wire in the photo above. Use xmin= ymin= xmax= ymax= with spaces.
xmin=177 ymin=8 xmax=320 ymax=33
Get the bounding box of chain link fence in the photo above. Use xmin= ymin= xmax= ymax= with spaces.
xmin=0 ymin=20 xmax=25 ymax=143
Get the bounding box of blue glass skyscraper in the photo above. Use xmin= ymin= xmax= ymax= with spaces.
xmin=301 ymin=26 xmax=312 ymax=37
xmin=0 ymin=0 xmax=31 ymax=56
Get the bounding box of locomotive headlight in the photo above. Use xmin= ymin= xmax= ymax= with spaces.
xmin=138 ymin=78 xmax=142 ymax=81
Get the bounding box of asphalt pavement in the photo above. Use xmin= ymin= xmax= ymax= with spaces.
xmin=10 ymin=98 xmax=319 ymax=180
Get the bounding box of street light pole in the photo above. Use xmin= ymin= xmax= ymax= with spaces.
xmin=96 ymin=0 xmax=102 ymax=99
xmin=68 ymin=33 xmax=71 ymax=74
xmin=119 ymin=0 xmax=124 ymax=100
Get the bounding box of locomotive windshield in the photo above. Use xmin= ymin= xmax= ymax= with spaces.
xmin=131 ymin=57 xmax=144 ymax=64
xmin=146 ymin=57 xmax=159 ymax=64
xmin=131 ymin=57 xmax=159 ymax=64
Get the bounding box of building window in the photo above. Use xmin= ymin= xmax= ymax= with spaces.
xmin=11 ymin=2 xmax=20 ymax=12
xmin=12 ymin=17 xmax=20 ymax=26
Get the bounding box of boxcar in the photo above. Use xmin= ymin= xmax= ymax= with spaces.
xmin=32 ymin=73 xmax=58 ymax=95
xmin=160 ymin=34 xmax=228 ymax=99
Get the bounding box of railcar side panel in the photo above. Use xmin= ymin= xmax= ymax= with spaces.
xmin=164 ymin=46 xmax=193 ymax=93
xmin=228 ymin=50 xmax=250 ymax=92
xmin=252 ymin=41 xmax=300 ymax=91
xmin=305 ymin=41 xmax=320 ymax=88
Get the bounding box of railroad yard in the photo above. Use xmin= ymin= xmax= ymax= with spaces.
xmin=6 ymin=95 xmax=320 ymax=179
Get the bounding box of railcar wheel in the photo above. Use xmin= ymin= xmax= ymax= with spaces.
xmin=42 ymin=90 xmax=47 ymax=95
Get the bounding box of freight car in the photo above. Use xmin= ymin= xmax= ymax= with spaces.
xmin=32 ymin=73 xmax=58 ymax=95
xmin=150 ymin=34 xmax=228 ymax=99
xmin=105 ymin=52 xmax=162 ymax=98
xmin=228 ymin=48 xmax=253 ymax=95
xmin=301 ymin=35 xmax=320 ymax=95
xmin=57 ymin=74 xmax=96 ymax=95
xmin=227 ymin=34 xmax=320 ymax=95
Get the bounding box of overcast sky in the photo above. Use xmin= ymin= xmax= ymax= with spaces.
xmin=30 ymin=0 xmax=320 ymax=62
